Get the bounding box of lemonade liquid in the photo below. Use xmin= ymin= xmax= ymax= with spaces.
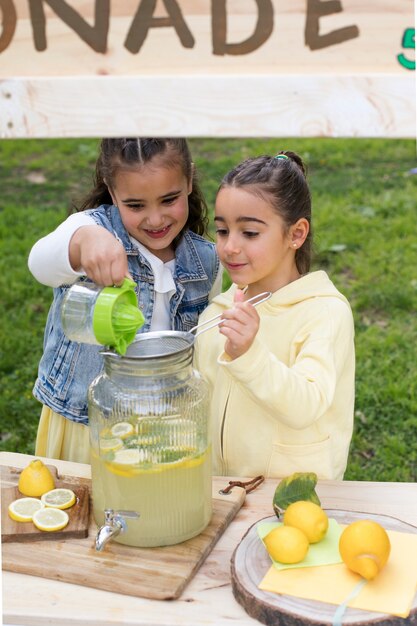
xmin=91 ymin=446 xmax=212 ymax=547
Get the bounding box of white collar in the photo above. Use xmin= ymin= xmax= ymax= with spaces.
xmin=130 ymin=237 xmax=176 ymax=294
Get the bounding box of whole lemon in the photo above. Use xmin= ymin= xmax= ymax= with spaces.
xmin=18 ymin=459 xmax=55 ymax=497
xmin=283 ymin=500 xmax=329 ymax=543
xmin=263 ymin=525 xmax=309 ymax=564
xmin=339 ymin=519 xmax=391 ymax=580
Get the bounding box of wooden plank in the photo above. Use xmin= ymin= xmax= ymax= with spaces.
xmin=0 ymin=73 xmax=414 ymax=138
xmin=0 ymin=1 xmax=414 ymax=138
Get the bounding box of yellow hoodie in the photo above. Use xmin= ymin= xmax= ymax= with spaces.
xmin=194 ymin=271 xmax=355 ymax=480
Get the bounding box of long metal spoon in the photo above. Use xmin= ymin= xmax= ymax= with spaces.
xmin=190 ymin=291 xmax=272 ymax=337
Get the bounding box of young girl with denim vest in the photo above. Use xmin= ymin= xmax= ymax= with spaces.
xmin=194 ymin=151 xmax=355 ymax=480
xmin=29 ymin=138 xmax=221 ymax=463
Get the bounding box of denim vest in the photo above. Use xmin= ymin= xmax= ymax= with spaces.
xmin=33 ymin=204 xmax=219 ymax=424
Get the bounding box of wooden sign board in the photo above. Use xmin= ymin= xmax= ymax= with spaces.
xmin=0 ymin=0 xmax=415 ymax=138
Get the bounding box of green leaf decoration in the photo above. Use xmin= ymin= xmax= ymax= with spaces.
xmin=272 ymin=472 xmax=321 ymax=518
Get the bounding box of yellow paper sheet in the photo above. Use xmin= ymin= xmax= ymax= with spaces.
xmin=259 ymin=528 xmax=417 ymax=618
xmin=258 ymin=518 xmax=342 ymax=570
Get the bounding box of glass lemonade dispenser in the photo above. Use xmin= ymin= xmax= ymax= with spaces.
xmin=88 ymin=331 xmax=212 ymax=548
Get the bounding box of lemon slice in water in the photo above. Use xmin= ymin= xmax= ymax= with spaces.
xmin=32 ymin=507 xmax=69 ymax=532
xmin=99 ymin=437 xmax=123 ymax=452
xmin=41 ymin=488 xmax=76 ymax=510
xmin=113 ymin=448 xmax=142 ymax=465
xmin=110 ymin=422 xmax=135 ymax=439
xmin=106 ymin=448 xmax=143 ymax=477
xmin=8 ymin=497 xmax=45 ymax=522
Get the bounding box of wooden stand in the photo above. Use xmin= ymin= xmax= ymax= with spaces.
xmin=231 ymin=510 xmax=417 ymax=626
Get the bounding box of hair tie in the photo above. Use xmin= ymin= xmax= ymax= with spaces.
xmin=274 ymin=154 xmax=289 ymax=160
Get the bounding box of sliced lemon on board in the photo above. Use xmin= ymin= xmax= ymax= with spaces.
xmin=110 ymin=421 xmax=135 ymax=439
xmin=99 ymin=436 xmax=123 ymax=453
xmin=8 ymin=497 xmax=45 ymax=522
xmin=41 ymin=488 xmax=76 ymax=510
xmin=32 ymin=507 xmax=69 ymax=532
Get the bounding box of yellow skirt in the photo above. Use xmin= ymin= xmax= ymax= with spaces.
xmin=35 ymin=405 xmax=91 ymax=464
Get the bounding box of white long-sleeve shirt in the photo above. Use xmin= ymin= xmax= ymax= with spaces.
xmin=28 ymin=213 xmax=222 ymax=331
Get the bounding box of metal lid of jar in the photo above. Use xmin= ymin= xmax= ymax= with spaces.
xmin=101 ymin=330 xmax=195 ymax=361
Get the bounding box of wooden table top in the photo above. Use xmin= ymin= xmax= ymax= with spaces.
xmin=2 ymin=451 xmax=417 ymax=626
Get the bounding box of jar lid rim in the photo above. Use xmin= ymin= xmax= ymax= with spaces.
xmin=101 ymin=330 xmax=195 ymax=361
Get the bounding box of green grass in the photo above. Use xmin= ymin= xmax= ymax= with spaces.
xmin=1 ymin=137 xmax=416 ymax=482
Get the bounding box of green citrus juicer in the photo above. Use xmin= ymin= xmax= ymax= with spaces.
xmin=92 ymin=279 xmax=145 ymax=355
xmin=61 ymin=278 xmax=145 ymax=355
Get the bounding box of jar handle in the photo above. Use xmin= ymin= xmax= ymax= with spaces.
xmin=219 ymin=475 xmax=265 ymax=495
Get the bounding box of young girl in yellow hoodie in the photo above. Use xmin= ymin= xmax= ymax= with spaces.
xmin=194 ymin=151 xmax=355 ymax=480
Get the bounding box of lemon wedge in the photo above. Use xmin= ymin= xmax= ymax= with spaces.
xmin=32 ymin=507 xmax=69 ymax=532
xmin=99 ymin=436 xmax=123 ymax=453
xmin=8 ymin=497 xmax=45 ymax=522
xmin=110 ymin=422 xmax=135 ymax=439
xmin=41 ymin=488 xmax=76 ymax=510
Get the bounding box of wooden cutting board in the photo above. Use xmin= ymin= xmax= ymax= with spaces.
xmin=1 ymin=465 xmax=90 ymax=542
xmin=1 ymin=464 xmax=246 ymax=600
xmin=231 ymin=509 xmax=417 ymax=626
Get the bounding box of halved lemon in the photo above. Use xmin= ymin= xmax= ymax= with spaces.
xmin=32 ymin=507 xmax=69 ymax=532
xmin=18 ymin=459 xmax=55 ymax=497
xmin=41 ymin=488 xmax=76 ymax=510
xmin=110 ymin=422 xmax=135 ymax=439
xmin=8 ymin=497 xmax=45 ymax=522
xmin=99 ymin=436 xmax=123 ymax=453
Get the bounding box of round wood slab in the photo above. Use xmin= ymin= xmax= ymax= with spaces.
xmin=231 ymin=509 xmax=417 ymax=626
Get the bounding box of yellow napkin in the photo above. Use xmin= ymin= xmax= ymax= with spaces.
xmin=259 ymin=528 xmax=417 ymax=618
xmin=258 ymin=518 xmax=343 ymax=570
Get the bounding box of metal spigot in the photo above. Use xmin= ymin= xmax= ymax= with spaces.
xmin=95 ymin=509 xmax=140 ymax=552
